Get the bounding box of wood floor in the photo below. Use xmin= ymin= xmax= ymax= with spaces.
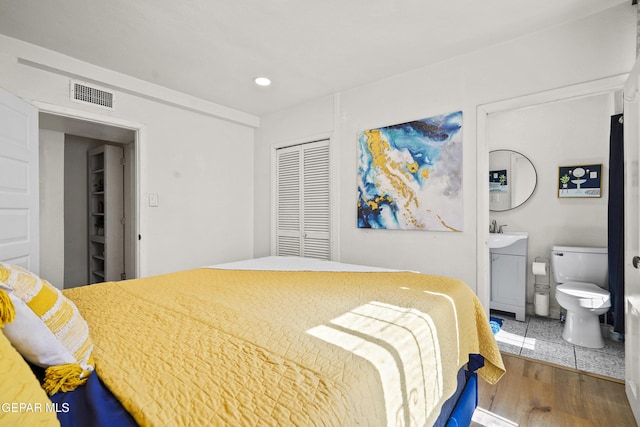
xmin=472 ymin=353 xmax=637 ymax=427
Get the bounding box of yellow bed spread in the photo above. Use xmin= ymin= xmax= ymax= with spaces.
xmin=63 ymin=269 xmax=504 ymax=427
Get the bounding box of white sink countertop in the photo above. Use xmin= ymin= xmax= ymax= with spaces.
xmin=488 ymin=231 xmax=528 ymax=249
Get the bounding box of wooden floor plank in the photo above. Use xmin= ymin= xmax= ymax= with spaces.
xmin=472 ymin=353 xmax=637 ymax=427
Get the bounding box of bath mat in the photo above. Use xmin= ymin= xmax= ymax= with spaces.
xmin=489 ymin=316 xmax=504 ymax=335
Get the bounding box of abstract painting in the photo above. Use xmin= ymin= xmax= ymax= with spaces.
xmin=357 ymin=111 xmax=463 ymax=231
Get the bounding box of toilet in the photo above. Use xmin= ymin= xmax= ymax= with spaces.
xmin=551 ymin=246 xmax=610 ymax=348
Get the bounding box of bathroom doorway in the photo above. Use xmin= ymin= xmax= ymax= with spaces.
xmin=477 ymin=75 xmax=626 ymax=378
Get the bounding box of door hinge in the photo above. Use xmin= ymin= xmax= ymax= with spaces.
xmin=121 ymin=273 xmax=126 ymax=280
xmin=120 ymin=217 xmax=126 ymax=225
xmin=120 ymin=157 xmax=126 ymax=166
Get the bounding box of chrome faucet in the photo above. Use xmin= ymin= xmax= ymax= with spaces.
xmin=490 ymin=220 xmax=507 ymax=233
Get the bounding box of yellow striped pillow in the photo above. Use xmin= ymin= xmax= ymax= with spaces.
xmin=0 ymin=263 xmax=94 ymax=395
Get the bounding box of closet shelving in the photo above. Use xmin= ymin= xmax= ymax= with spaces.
xmin=88 ymin=145 xmax=124 ymax=284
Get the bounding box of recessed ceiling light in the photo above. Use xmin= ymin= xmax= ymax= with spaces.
xmin=254 ymin=76 xmax=272 ymax=87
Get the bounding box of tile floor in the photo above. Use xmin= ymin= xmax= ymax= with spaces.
xmin=492 ymin=312 xmax=625 ymax=380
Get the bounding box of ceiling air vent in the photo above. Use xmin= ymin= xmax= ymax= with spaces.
xmin=70 ymin=80 xmax=114 ymax=109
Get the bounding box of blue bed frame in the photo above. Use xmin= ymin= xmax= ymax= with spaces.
xmin=444 ymin=371 xmax=478 ymax=427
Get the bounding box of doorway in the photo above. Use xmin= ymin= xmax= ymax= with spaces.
xmin=39 ymin=112 xmax=138 ymax=288
xmin=477 ymin=75 xmax=627 ymax=379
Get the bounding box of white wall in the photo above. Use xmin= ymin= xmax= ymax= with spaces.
xmin=39 ymin=129 xmax=64 ymax=289
xmin=254 ymin=4 xmax=637 ymax=292
xmin=488 ymin=92 xmax=615 ymax=317
xmin=0 ymin=34 xmax=256 ymax=279
xmin=253 ymin=95 xmax=336 ymax=258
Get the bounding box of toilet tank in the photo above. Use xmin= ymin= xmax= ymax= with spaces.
xmin=550 ymin=246 xmax=608 ymax=287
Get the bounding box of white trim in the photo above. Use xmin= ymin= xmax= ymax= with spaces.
xmin=331 ymin=94 xmax=341 ymax=261
xmin=478 ymin=74 xmax=628 ymax=114
xmin=131 ymin=128 xmax=142 ymax=279
xmin=17 ymin=54 xmax=259 ymax=128
xmin=476 ymin=105 xmax=491 ymax=316
xmin=31 ymin=100 xmax=144 ymax=130
xmin=33 ymin=100 xmax=144 ymax=279
xmin=270 ymin=146 xmax=277 ymax=256
xmin=270 ymin=133 xmax=333 ymax=150
xmin=476 ymin=75 xmax=627 ymax=316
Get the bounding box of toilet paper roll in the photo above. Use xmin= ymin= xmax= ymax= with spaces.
xmin=535 ymin=292 xmax=550 ymax=316
xmin=532 ymin=261 xmax=547 ymax=276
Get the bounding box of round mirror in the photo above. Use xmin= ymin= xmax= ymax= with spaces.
xmin=489 ymin=150 xmax=537 ymax=211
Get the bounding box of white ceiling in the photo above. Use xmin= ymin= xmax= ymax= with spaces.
xmin=0 ymin=0 xmax=629 ymax=117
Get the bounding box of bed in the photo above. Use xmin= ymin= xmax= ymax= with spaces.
xmin=0 ymin=257 xmax=504 ymax=426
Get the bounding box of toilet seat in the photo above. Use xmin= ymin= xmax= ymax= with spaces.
xmin=556 ymin=282 xmax=611 ymax=309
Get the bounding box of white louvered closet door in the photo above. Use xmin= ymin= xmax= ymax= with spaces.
xmin=276 ymin=140 xmax=330 ymax=260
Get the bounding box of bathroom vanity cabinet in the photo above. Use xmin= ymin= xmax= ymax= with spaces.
xmin=490 ymin=238 xmax=527 ymax=321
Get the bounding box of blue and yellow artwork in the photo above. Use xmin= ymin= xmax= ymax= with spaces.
xmin=357 ymin=111 xmax=463 ymax=231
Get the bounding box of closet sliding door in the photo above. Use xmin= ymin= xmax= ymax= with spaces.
xmin=275 ymin=140 xmax=330 ymax=260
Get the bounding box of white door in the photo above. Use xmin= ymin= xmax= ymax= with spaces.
xmin=0 ymin=88 xmax=39 ymax=272
xmin=623 ymin=61 xmax=640 ymax=424
xmin=275 ymin=140 xmax=330 ymax=259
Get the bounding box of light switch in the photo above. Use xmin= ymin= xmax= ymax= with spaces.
xmin=149 ymin=193 xmax=159 ymax=207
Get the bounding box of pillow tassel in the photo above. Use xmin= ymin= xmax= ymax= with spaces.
xmin=0 ymin=289 xmax=16 ymax=327
xmin=42 ymin=364 xmax=90 ymax=395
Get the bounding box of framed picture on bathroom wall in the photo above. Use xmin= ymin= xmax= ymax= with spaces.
xmin=557 ymin=164 xmax=602 ymax=198
xmin=489 ymin=169 xmax=508 ymax=193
